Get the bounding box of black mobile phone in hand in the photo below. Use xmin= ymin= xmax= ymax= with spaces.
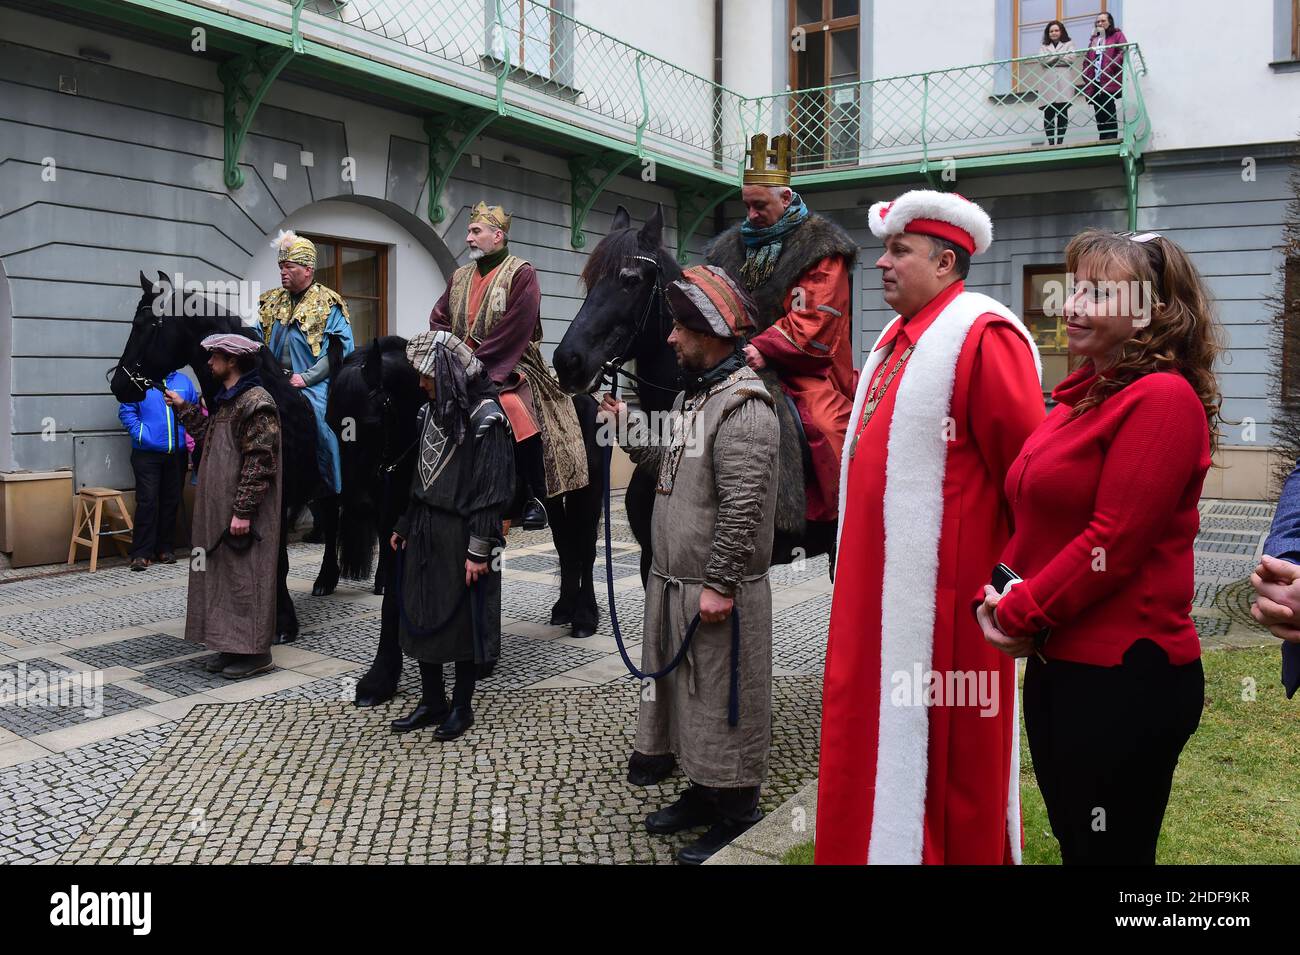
xmin=988 ymin=563 xmax=1050 ymax=659
xmin=991 ymin=563 xmax=1020 ymax=594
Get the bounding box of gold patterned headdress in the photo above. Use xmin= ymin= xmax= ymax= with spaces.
xmin=271 ymin=230 xmax=317 ymax=267
xmin=742 ymin=134 xmax=792 ymax=187
xmin=469 ymin=201 xmax=511 ymax=233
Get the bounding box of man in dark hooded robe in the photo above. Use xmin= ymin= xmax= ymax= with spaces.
xmin=387 ymin=330 xmax=515 ymax=740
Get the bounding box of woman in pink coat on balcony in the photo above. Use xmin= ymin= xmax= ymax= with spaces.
xmin=1081 ymin=11 xmax=1128 ymax=141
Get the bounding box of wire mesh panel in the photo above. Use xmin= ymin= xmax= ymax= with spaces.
xmin=746 ymin=43 xmax=1147 ymax=176
xmin=212 ymin=4 xmax=1147 ymax=182
xmin=271 ymin=0 xmax=746 ymax=179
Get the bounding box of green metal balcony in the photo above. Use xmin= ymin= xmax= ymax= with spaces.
xmin=44 ymin=1 xmax=1152 ymax=246
xmin=744 ymin=42 xmax=1151 ymax=224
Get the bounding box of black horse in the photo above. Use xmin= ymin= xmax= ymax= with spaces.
xmin=108 ymin=271 xmax=340 ymax=642
xmin=327 ymin=335 xmax=607 ymax=707
xmin=552 ymin=205 xmax=836 ymax=582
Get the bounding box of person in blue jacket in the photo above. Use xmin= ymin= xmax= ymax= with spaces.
xmin=118 ymin=369 xmax=198 ymax=570
xmin=1250 ymin=460 xmax=1300 ymax=699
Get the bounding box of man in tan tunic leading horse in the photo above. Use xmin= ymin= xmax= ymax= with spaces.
xmin=429 ymin=201 xmax=587 ymax=529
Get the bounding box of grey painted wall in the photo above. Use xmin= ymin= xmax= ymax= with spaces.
xmin=0 ymin=28 xmax=701 ymax=487
xmin=0 ymin=16 xmax=1290 ymax=487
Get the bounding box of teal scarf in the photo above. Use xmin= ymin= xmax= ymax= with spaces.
xmin=740 ymin=191 xmax=809 ymax=289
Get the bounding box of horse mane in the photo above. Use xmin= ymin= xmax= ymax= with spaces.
xmin=579 ymin=226 xmax=673 ymax=290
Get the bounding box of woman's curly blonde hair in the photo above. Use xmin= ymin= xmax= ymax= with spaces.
xmin=1065 ymin=229 xmax=1225 ymax=453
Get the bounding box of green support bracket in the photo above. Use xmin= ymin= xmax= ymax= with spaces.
xmin=217 ymin=0 xmax=306 ymax=190
xmin=424 ymin=109 xmax=498 ymax=224
xmin=569 ymin=152 xmax=637 ymax=249
xmin=1123 ymin=151 xmax=1141 ymax=232
xmin=675 ymin=186 xmax=735 ymax=265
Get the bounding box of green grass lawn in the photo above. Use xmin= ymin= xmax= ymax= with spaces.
xmin=788 ymin=645 xmax=1299 ymax=864
xmin=1022 ymin=645 xmax=1299 ymax=864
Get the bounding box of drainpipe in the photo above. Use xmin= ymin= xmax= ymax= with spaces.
xmin=713 ymin=0 xmax=728 ymax=235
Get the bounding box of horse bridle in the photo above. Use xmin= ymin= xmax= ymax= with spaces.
xmin=106 ymin=307 xmax=167 ymax=393
xmin=600 ymin=253 xmax=681 ymax=396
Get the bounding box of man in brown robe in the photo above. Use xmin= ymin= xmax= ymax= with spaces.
xmin=429 ymin=201 xmax=586 ymax=529
xmin=599 ymin=265 xmax=779 ymax=865
xmin=165 ymin=333 xmax=282 ymax=679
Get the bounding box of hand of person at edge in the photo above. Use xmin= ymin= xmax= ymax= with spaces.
xmin=230 ymin=515 xmax=251 ymax=537
xmin=1250 ymin=554 xmax=1300 ymax=645
xmin=290 ymin=373 xmax=307 ymax=388
xmin=390 ymin=532 xmax=405 ymax=551
xmin=743 ymin=344 xmax=766 ymax=370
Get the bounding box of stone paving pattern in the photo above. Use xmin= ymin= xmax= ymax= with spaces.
xmin=0 ymin=499 xmax=1280 ymax=864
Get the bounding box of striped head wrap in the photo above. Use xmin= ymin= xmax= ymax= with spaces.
xmin=405 ymin=330 xmax=487 ymax=446
xmin=665 ymin=265 xmax=758 ymax=340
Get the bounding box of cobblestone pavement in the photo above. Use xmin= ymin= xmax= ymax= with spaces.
xmin=0 ymin=498 xmax=1279 ymax=864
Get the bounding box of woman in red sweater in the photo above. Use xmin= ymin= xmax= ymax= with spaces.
xmin=975 ymin=229 xmax=1224 ymax=865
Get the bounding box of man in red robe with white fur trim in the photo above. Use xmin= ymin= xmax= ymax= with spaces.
xmin=815 ymin=190 xmax=1045 ymax=864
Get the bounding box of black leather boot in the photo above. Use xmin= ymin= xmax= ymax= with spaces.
xmin=677 ymin=786 xmax=762 ymax=865
xmin=433 ymin=706 xmax=474 ymax=740
xmin=390 ymin=662 xmax=449 ymax=733
xmin=203 ymin=652 xmax=236 ymax=674
xmin=645 ymin=785 xmax=718 ymax=835
xmin=220 ymin=652 xmax=274 ymax=680
xmin=627 ymin=750 xmax=676 ymax=786
xmin=676 ymin=814 xmax=762 ymax=865
xmin=432 ymin=663 xmax=476 ymax=740
xmin=521 ymin=497 xmax=549 ymax=530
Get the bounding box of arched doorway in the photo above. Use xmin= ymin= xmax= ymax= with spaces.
xmin=243 ymin=196 xmax=457 ymax=342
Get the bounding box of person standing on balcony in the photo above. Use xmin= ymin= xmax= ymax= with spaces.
xmin=1037 ymin=20 xmax=1077 ymax=146
xmin=707 ymin=133 xmax=856 ymax=537
xmin=1082 ymin=11 xmax=1128 ymax=141
xmin=815 ymin=191 xmax=1044 ymax=865
xmin=429 ymin=201 xmax=587 ymax=530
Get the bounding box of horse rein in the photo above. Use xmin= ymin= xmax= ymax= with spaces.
xmin=599 ymin=253 xmax=681 ymax=397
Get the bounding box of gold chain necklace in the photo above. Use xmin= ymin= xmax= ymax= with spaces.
xmin=849 ymin=344 xmax=915 ymax=459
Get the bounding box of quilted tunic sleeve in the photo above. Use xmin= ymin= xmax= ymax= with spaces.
xmin=705 ymin=393 xmax=779 ymax=596
xmin=231 ymin=402 xmax=281 ymax=519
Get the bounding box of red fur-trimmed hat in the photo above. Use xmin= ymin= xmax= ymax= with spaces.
xmin=867 ymin=190 xmax=993 ymax=255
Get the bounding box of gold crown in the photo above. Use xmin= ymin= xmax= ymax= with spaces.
xmin=743 ymin=133 xmax=792 ymax=187
xmin=469 ymin=201 xmax=511 ymax=233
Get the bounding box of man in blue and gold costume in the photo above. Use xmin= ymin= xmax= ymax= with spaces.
xmin=258 ymin=231 xmax=355 ymax=502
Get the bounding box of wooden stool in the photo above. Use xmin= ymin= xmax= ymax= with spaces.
xmin=67 ymin=487 xmax=134 ymax=572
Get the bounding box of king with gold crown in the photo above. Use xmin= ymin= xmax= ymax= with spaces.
xmin=257 ymin=230 xmax=355 ymax=498
xmin=706 ymin=134 xmax=857 ymax=531
xmin=428 ymin=200 xmax=588 ymax=530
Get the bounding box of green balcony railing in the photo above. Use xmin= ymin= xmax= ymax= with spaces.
xmin=268 ymin=0 xmax=750 ymax=182
xmin=55 ymin=1 xmax=1151 ymax=210
xmin=740 ymin=43 xmax=1150 ymax=182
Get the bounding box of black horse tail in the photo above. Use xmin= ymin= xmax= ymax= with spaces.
xmin=335 ymin=439 xmax=378 ymax=580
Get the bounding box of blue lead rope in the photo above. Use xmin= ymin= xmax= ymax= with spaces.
xmin=600 ymin=431 xmax=741 ymax=728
